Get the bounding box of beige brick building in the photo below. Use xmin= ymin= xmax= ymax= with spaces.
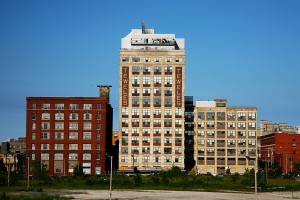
xmin=119 ymin=25 xmax=185 ymax=172
xmin=194 ymin=99 xmax=257 ymax=175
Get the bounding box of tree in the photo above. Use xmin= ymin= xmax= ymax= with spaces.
xmin=30 ymin=160 xmax=48 ymax=180
xmin=73 ymin=164 xmax=84 ymax=177
xmin=293 ymin=162 xmax=300 ymax=173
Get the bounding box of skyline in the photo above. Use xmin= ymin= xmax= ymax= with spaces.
xmin=0 ymin=0 xmax=300 ymax=142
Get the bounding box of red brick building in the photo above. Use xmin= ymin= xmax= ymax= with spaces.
xmin=260 ymin=133 xmax=300 ymax=174
xmin=26 ymin=94 xmax=113 ymax=176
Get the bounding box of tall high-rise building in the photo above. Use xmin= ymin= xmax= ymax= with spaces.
xmin=119 ymin=24 xmax=185 ymax=172
xmin=194 ymin=99 xmax=257 ymax=175
xmin=26 ymin=87 xmax=113 ymax=176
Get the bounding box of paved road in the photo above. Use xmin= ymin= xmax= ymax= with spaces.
xmin=46 ymin=189 xmax=300 ymax=200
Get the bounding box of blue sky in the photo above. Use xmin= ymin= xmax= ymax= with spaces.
xmin=0 ymin=0 xmax=299 ymax=142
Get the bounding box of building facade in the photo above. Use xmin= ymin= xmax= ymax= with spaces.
xmin=194 ymin=99 xmax=257 ymax=175
xmin=119 ymin=24 xmax=185 ymax=172
xmin=260 ymin=133 xmax=300 ymax=174
xmin=26 ymin=89 xmax=113 ymax=176
xmin=184 ymin=96 xmax=195 ymax=172
xmin=259 ymin=120 xmax=295 ymax=136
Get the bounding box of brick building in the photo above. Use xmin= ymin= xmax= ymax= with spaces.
xmin=260 ymin=133 xmax=300 ymax=174
xmin=26 ymin=87 xmax=113 ymax=176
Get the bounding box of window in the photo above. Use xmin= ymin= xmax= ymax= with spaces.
xmin=154 ymin=88 xmax=161 ymax=94
xmin=238 ymin=112 xmax=246 ymax=119
xmin=69 ymin=132 xmax=78 ymax=139
xmin=132 ymin=108 xmax=139 ymax=116
xmin=42 ymin=113 xmax=50 ymax=120
xmin=154 ymin=147 xmax=161 ymax=153
xmin=69 ymin=113 xmax=78 ymax=120
xmin=69 ymin=144 xmax=78 ymax=150
xmin=69 ymin=122 xmax=78 ymax=130
xmin=69 ymin=153 xmax=78 ymax=160
xmin=248 ymin=112 xmax=256 ymax=119
xmin=154 ymin=76 xmax=162 ymax=84
xmin=55 ymin=103 xmax=64 ymax=110
xmin=69 ymin=104 xmax=79 ymax=110
xmin=175 ymin=108 xmax=182 ymax=116
xmin=227 ymin=112 xmax=236 ymax=119
xmin=121 ymin=156 xmax=128 ymax=162
xmin=132 ymin=88 xmax=140 ymax=95
xmin=153 ymin=57 xmax=161 ymax=62
xmin=83 ymin=132 xmax=92 ymax=139
xmin=97 ymin=104 xmax=101 ymax=110
xmin=165 ymin=57 xmax=172 ymax=62
xmin=83 ymin=122 xmax=92 ymax=130
xmin=132 ymin=57 xmax=140 ymax=62
xmin=32 ymin=133 xmax=36 ymax=139
xmin=142 ymin=156 xmax=150 ymax=163
xmin=83 ymin=104 xmax=92 ymax=110
xmin=175 ymin=147 xmax=182 ymax=154
xmin=175 ymin=119 xmax=182 ymax=126
xmin=96 ymin=144 xmax=100 ymax=150
xmin=165 ymin=66 xmax=172 ymax=73
xmin=55 ymin=132 xmax=64 ymax=139
xmin=248 ymin=122 xmax=256 ymax=128
xmin=41 ymin=144 xmax=49 ymax=150
xmin=154 ymin=66 xmax=161 ymax=73
xmin=227 ymin=131 xmax=236 ymax=137
xmin=54 ymin=144 xmax=64 ymax=150
xmin=41 ymin=132 xmax=50 ymax=139
xmin=153 ymin=138 xmax=161 ymax=144
xmin=165 ymin=88 xmax=172 ymax=95
xmin=31 ymin=144 xmax=35 ymax=150
xmin=164 ymin=156 xmax=172 ymax=163
xmin=41 ymin=122 xmax=50 ymax=130
xmin=84 ymin=113 xmax=92 ymax=120
xmin=32 ymin=103 xmax=36 ymax=109
xmin=153 ymin=119 xmax=161 ymax=126
xmin=143 ymin=88 xmax=150 ymax=95
xmin=143 ymin=66 xmax=150 ymax=73
xmin=143 ymin=98 xmax=150 ymax=105
xmin=154 ymin=98 xmax=161 ymax=105
xmin=97 ymin=113 xmax=101 ymax=119
xmin=249 ymin=140 xmax=256 ymax=146
xmin=164 ymin=76 xmax=172 ymax=85
xmin=83 ymin=153 xmax=91 ymax=160
xmin=198 ymin=131 xmax=204 ymax=137
xmin=207 ymin=112 xmax=215 ymax=120
xmin=42 ymin=103 xmax=50 ymax=109
xmin=154 ymin=156 xmax=161 ymax=163
xmin=122 ymin=108 xmax=129 ymax=115
xmin=122 ymin=57 xmax=129 ymax=62
xmin=32 ymin=113 xmax=36 ymax=120
xmin=132 ymin=66 xmax=139 ymax=73
xmin=228 ymin=122 xmax=235 ymax=128
xmin=41 ymin=153 xmax=49 ymax=160
xmin=53 ymin=122 xmax=63 ymax=130
xmin=143 ymin=76 xmax=150 ymax=85
xmin=198 ymin=112 xmax=205 ymax=119
xmin=153 ymin=108 xmax=161 ymax=116
xmin=55 ymin=113 xmax=64 ymax=120
xmin=164 ymin=98 xmax=172 ymax=105
xmin=83 ymin=144 xmax=91 ymax=150
xmin=207 ymin=122 xmax=215 ymax=128
xmin=142 ymin=108 xmax=150 ymax=116
xmin=165 ymin=129 xmax=172 ymax=135
xmin=207 ymin=131 xmax=215 ymax=137
xmin=238 ymin=122 xmax=246 ymax=128
xmin=54 ymin=153 xmax=63 ymax=160
xmin=132 ymin=76 xmax=140 ymax=84
xmin=175 ymin=58 xmax=182 ymax=62
xmin=238 ymin=131 xmax=246 ymax=137
xmin=96 ymin=124 xmax=101 ymax=130
xmin=248 ymin=131 xmax=256 ymax=137
xmin=164 ymin=119 xmax=172 ymax=126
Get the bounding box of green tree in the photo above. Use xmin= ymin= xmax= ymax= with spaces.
xmin=293 ymin=161 xmax=300 ymax=173
xmin=73 ymin=164 xmax=84 ymax=177
xmin=30 ymin=160 xmax=49 ymax=180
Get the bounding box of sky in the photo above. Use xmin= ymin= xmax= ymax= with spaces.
xmin=0 ymin=0 xmax=299 ymax=142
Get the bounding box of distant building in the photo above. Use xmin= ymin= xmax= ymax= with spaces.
xmin=260 ymin=133 xmax=300 ymax=174
xmin=26 ymin=86 xmax=113 ymax=176
xmin=119 ymin=24 xmax=185 ymax=172
xmin=112 ymin=131 xmax=120 ymax=145
xmin=9 ymin=137 xmax=26 ymax=155
xmin=259 ymin=120 xmax=295 ymax=136
xmin=194 ymin=99 xmax=258 ymax=175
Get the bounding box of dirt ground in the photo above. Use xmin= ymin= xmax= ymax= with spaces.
xmin=41 ymin=189 xmax=300 ymax=200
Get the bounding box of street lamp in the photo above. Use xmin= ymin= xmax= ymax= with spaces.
xmin=106 ymin=154 xmax=113 ymax=200
xmin=131 ymin=153 xmax=135 ymax=173
xmin=246 ymin=155 xmax=257 ymax=200
xmin=27 ymin=157 xmax=30 ymax=189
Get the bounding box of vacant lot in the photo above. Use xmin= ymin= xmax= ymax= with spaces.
xmin=43 ymin=189 xmax=299 ymax=200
